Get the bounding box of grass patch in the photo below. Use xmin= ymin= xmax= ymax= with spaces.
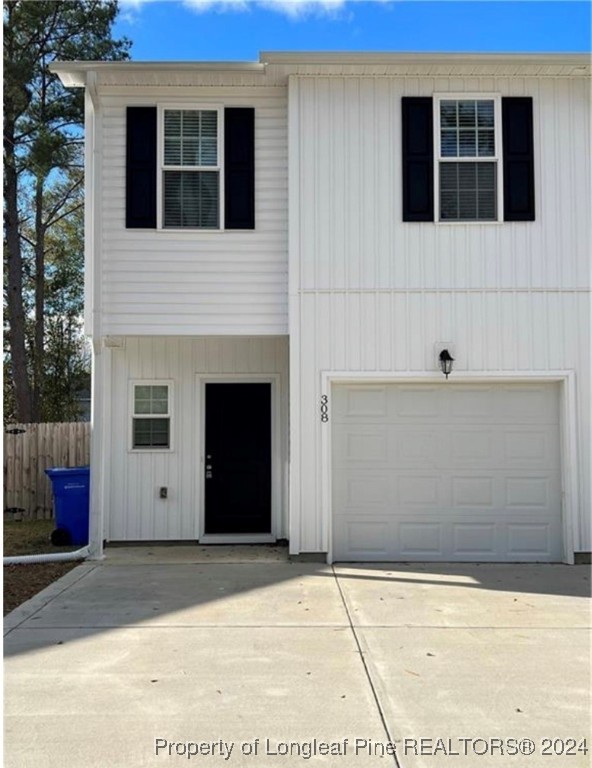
xmin=4 ymin=519 xmax=79 ymax=556
xmin=3 ymin=519 xmax=83 ymax=616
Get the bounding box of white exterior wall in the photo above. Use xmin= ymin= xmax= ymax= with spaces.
xmin=289 ymin=74 xmax=591 ymax=555
xmin=105 ymin=336 xmax=289 ymax=541
xmin=96 ymin=85 xmax=288 ymax=336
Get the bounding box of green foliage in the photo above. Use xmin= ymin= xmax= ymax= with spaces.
xmin=40 ymin=179 xmax=90 ymax=422
xmin=3 ymin=1 xmax=130 ymax=422
xmin=4 ymin=175 xmax=89 ymax=422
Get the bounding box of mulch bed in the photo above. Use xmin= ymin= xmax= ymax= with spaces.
xmin=3 ymin=561 xmax=80 ymax=616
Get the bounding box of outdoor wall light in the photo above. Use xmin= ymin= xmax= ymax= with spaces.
xmin=439 ymin=349 xmax=454 ymax=379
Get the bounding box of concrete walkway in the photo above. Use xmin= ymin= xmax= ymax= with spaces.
xmin=4 ymin=549 xmax=591 ymax=768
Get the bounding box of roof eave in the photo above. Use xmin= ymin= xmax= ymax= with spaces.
xmin=260 ymin=51 xmax=591 ymax=67
xmin=49 ymin=60 xmax=267 ymax=87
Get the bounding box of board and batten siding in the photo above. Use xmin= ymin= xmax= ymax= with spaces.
xmin=288 ymin=75 xmax=591 ymax=555
xmin=106 ymin=336 xmax=289 ymax=541
xmin=97 ymin=87 xmax=288 ymax=336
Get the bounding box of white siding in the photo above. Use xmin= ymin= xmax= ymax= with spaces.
xmin=106 ymin=336 xmax=289 ymax=541
xmin=289 ymin=75 xmax=591 ymax=555
xmin=97 ymin=86 xmax=288 ymax=335
xmin=294 ymin=76 xmax=590 ymax=291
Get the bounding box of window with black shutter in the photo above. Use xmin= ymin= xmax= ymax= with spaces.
xmin=402 ymin=95 xmax=535 ymax=223
xmin=126 ymin=105 xmax=255 ymax=230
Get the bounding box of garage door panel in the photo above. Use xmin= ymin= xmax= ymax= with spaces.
xmin=335 ymin=518 xmax=393 ymax=560
xmin=449 ymin=387 xmax=496 ymax=419
xmin=333 ymin=426 xmax=389 ymax=465
xmin=503 ymin=430 xmax=560 ymax=468
xmin=332 ymin=383 xmax=562 ymax=562
xmin=342 ymin=387 xmax=388 ymax=417
xmin=394 ymin=430 xmax=442 ymax=466
xmin=453 ymin=523 xmax=497 ymax=556
xmin=451 ymin=477 xmax=495 ymax=507
xmin=497 ymin=385 xmax=560 ymax=423
xmin=504 ymin=475 xmax=556 ymax=509
xmin=337 ymin=474 xmax=391 ymax=508
xmin=399 ymin=522 xmax=443 ymax=556
xmin=333 ymin=516 xmax=562 ymax=562
xmin=506 ymin=522 xmax=557 ymax=558
xmin=398 ymin=475 xmax=441 ymax=507
xmin=449 ymin=429 xmax=497 ymax=466
xmin=395 ymin=387 xmax=443 ymax=418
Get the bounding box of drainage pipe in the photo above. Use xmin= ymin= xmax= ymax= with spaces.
xmin=3 ymin=547 xmax=90 ymax=566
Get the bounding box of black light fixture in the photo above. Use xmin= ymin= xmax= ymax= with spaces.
xmin=439 ymin=349 xmax=454 ymax=379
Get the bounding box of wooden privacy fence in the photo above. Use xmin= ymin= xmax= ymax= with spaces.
xmin=4 ymin=423 xmax=90 ymax=520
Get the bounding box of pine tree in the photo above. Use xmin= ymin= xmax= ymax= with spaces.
xmin=4 ymin=0 xmax=130 ymax=422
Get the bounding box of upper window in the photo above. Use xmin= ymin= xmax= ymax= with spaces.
xmin=436 ymin=97 xmax=501 ymax=222
xmin=127 ymin=106 xmax=255 ymax=230
xmin=131 ymin=383 xmax=171 ymax=450
xmin=161 ymin=108 xmax=221 ymax=229
xmin=402 ymin=95 xmax=534 ymax=224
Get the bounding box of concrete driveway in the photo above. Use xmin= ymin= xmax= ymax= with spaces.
xmin=4 ymin=548 xmax=591 ymax=768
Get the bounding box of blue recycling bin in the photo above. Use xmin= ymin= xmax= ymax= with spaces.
xmin=45 ymin=466 xmax=90 ymax=546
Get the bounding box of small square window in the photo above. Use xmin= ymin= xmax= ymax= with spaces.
xmin=132 ymin=383 xmax=171 ymax=449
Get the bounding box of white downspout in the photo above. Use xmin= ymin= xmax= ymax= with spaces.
xmin=4 ymin=547 xmax=90 ymax=566
xmin=85 ymin=71 xmax=107 ymax=560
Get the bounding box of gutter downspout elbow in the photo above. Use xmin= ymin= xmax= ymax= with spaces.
xmin=3 ymin=546 xmax=90 ymax=566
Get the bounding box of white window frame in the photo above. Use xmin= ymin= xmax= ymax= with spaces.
xmin=129 ymin=380 xmax=174 ymax=452
xmin=433 ymin=93 xmax=504 ymax=224
xmin=156 ymin=104 xmax=225 ymax=231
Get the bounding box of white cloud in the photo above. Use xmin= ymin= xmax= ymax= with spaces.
xmin=119 ymin=0 xmax=158 ymax=8
xmin=257 ymin=0 xmax=347 ymax=19
xmin=120 ymin=0 xmax=370 ymax=20
xmin=182 ymin=0 xmax=250 ymax=12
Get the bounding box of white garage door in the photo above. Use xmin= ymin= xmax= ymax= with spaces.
xmin=332 ymin=383 xmax=563 ymax=562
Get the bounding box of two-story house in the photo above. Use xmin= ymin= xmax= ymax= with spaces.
xmin=52 ymin=52 xmax=591 ymax=563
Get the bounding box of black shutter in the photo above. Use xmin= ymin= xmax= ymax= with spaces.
xmin=402 ymin=97 xmax=434 ymax=222
xmin=502 ymin=97 xmax=535 ymax=221
xmin=126 ymin=107 xmax=157 ymax=228
xmin=224 ymin=108 xmax=255 ymax=229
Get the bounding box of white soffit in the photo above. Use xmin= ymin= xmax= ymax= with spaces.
xmin=261 ymin=51 xmax=591 ymax=77
xmin=50 ymin=52 xmax=591 ymax=88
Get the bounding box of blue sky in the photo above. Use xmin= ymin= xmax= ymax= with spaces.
xmin=115 ymin=1 xmax=591 ymax=59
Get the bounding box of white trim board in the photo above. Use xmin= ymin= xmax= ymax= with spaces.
xmin=195 ymin=374 xmax=281 ymax=543
xmin=319 ymin=370 xmax=579 ymax=565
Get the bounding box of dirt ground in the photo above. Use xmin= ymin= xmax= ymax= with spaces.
xmin=3 ymin=520 xmax=82 ymax=616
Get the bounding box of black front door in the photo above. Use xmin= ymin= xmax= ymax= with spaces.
xmin=204 ymin=383 xmax=272 ymax=535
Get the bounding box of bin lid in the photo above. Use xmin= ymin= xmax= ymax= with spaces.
xmin=45 ymin=466 xmax=90 ymax=478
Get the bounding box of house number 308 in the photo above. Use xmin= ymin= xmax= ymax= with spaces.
xmin=320 ymin=395 xmax=329 ymax=423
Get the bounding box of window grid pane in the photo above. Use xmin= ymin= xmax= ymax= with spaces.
xmin=163 ymin=170 xmax=220 ymax=229
xmin=440 ymin=161 xmax=497 ymax=221
xmin=163 ymin=109 xmax=218 ymax=168
xmin=134 ymin=385 xmax=169 ymax=416
xmin=133 ymin=418 xmax=170 ymax=449
xmin=440 ymin=99 xmax=495 ymax=160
